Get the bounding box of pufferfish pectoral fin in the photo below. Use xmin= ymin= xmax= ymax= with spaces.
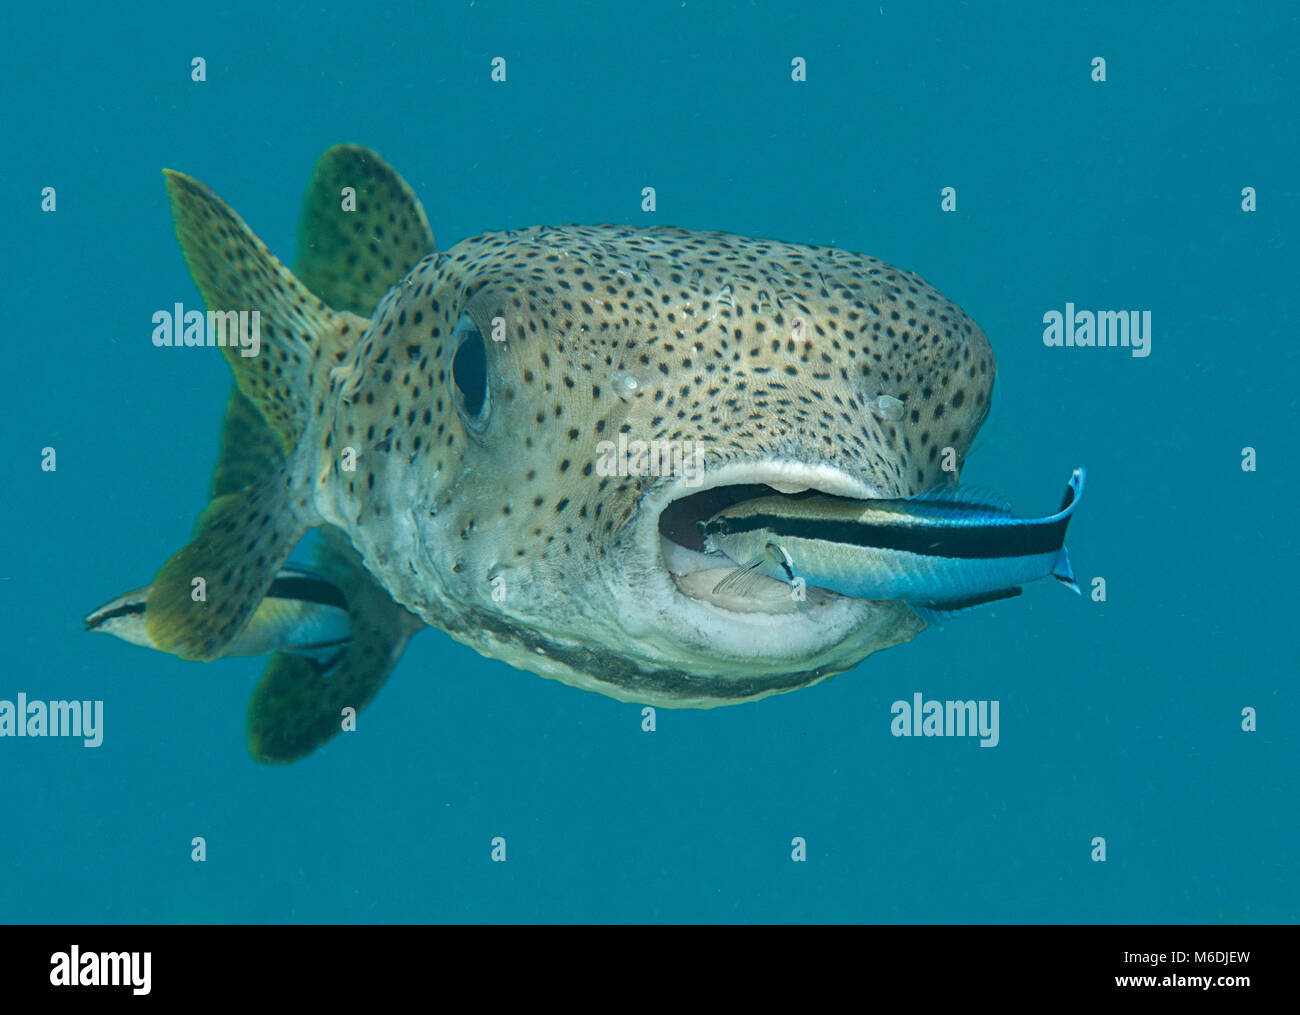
xmin=138 ymin=385 xmax=308 ymax=661
xmin=247 ymin=528 xmax=423 ymax=764
xmin=145 ymin=477 xmax=312 ymax=662
xmin=149 ymin=168 xmax=371 ymax=660
xmin=165 ymin=169 xmax=333 ymax=451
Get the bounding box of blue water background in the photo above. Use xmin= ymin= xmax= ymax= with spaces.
xmin=1 ymin=0 xmax=1295 ymax=922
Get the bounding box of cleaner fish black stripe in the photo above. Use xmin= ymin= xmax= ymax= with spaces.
xmin=702 ymin=468 xmax=1086 ymax=626
xmin=704 ymin=510 xmax=1070 ymax=560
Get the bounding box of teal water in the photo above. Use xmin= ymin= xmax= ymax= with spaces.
xmin=2 ymin=0 xmax=1295 ymax=923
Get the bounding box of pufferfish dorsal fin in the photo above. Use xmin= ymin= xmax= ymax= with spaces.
xmin=294 ymin=143 xmax=436 ymax=319
xmin=247 ymin=529 xmax=423 ymax=764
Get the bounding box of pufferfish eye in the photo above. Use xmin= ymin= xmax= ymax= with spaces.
xmin=449 ymin=313 xmax=491 ymax=431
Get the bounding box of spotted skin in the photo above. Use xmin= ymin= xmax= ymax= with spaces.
xmin=310 ymin=222 xmax=995 ymax=704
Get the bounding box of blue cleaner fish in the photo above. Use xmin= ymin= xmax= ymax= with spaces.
xmin=700 ymin=468 xmax=1086 ymax=625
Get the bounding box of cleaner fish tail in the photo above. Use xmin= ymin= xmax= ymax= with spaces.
xmin=1050 ymin=467 xmax=1086 ymax=594
xmin=1052 ymin=548 xmax=1080 ymax=594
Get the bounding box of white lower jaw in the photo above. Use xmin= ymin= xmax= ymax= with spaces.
xmin=618 ymin=460 xmax=893 ymax=669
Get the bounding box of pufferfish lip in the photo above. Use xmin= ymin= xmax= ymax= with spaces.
xmin=645 ymin=459 xmax=886 ymax=616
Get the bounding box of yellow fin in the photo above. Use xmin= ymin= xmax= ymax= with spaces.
xmin=210 ymin=387 xmax=286 ymax=499
xmin=247 ymin=529 xmax=421 ymax=763
xmin=144 ymin=480 xmax=309 ymax=661
xmin=146 ymin=163 xmax=377 ymax=661
xmin=295 ymin=143 xmax=435 ymax=318
xmin=163 ymin=168 xmax=337 ymax=451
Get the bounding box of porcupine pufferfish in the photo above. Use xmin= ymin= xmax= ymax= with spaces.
xmin=86 ymin=144 xmax=999 ymax=762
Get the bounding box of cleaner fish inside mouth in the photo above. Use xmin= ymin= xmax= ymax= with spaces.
xmin=699 ymin=468 xmax=1086 ymax=625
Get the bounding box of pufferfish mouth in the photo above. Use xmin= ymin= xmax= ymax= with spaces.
xmin=642 ymin=460 xmax=886 ymax=632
